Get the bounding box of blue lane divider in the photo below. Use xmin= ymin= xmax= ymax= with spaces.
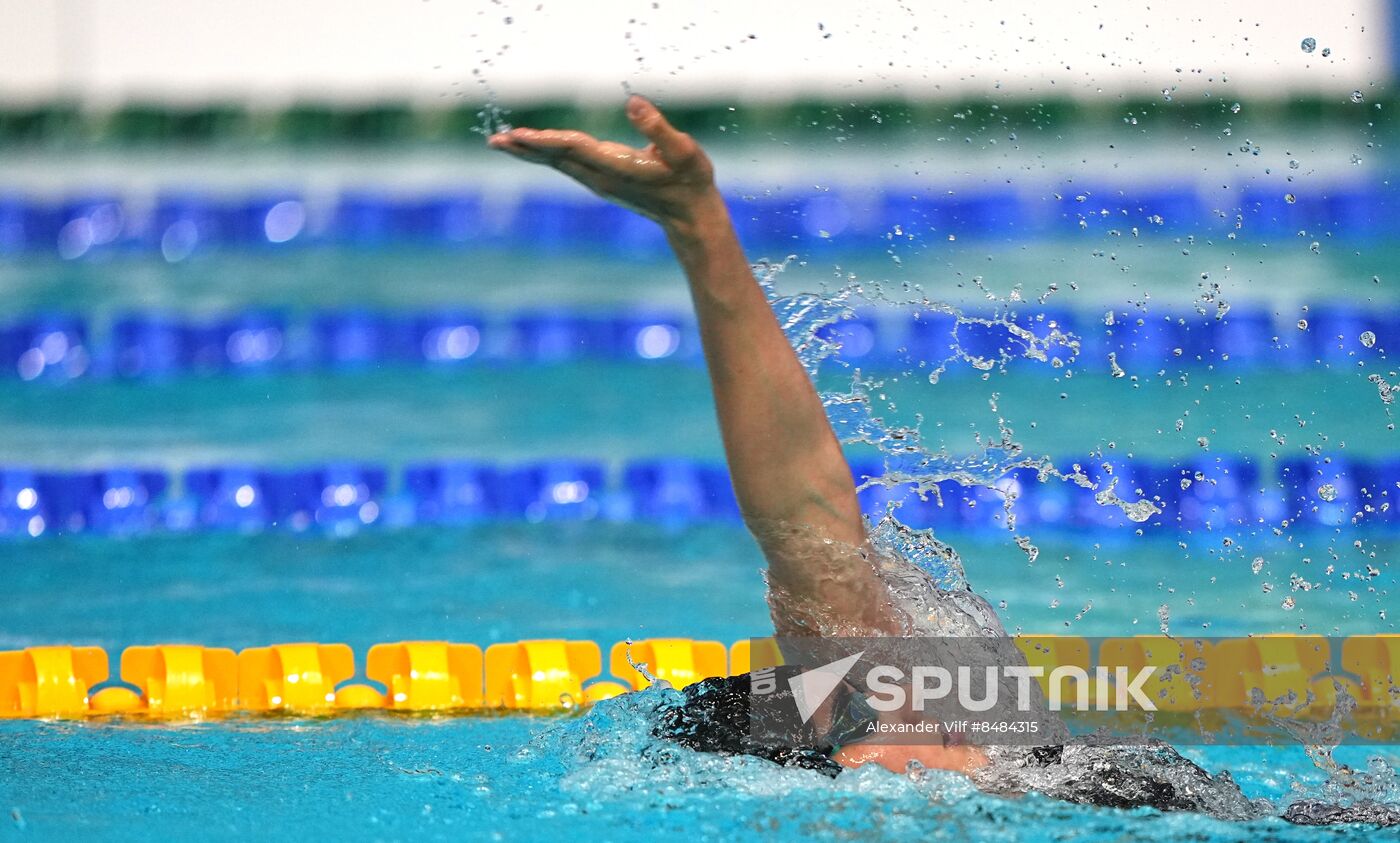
xmin=1278 ymin=457 xmax=1362 ymax=529
xmin=2 ymin=183 xmax=1399 ymax=258
xmin=0 ymin=455 xmax=1391 ymax=539
xmin=1168 ymin=457 xmax=1261 ymax=530
xmin=0 ymin=467 xmax=45 ymax=537
xmin=180 ymin=465 xmax=272 ymax=532
xmin=403 ymin=461 xmax=499 ymax=524
xmin=112 ymin=314 xmax=185 ymax=378
xmin=622 ymin=459 xmax=731 ymax=525
xmin=1095 ymin=313 xmax=1181 ymax=370
xmin=899 ymin=309 xmax=960 ymax=368
xmin=312 ymin=310 xmax=401 ymax=368
xmin=25 ymin=469 xmax=168 ymax=537
xmin=3 ymin=314 xmax=89 ymax=381
xmin=413 ymin=311 xmax=486 ymax=365
xmin=499 ymin=460 xmax=609 ymax=521
xmin=507 ymin=312 xmax=611 ymax=363
xmin=1178 ymin=310 xmax=1281 ymax=368
xmin=7 ymin=303 xmax=1394 ymax=384
xmin=1069 ymin=458 xmax=1139 ymax=530
xmin=0 ymin=194 xmax=60 ymax=252
xmin=1002 ymin=467 xmax=1075 ymax=529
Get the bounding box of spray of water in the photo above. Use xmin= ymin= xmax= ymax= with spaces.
xmin=757 ymin=258 xmax=1162 ymax=579
xmin=530 ymin=261 xmax=1396 ymax=823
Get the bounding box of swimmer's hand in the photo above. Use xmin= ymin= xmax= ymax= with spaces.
xmin=488 ymin=95 xmax=721 ymax=236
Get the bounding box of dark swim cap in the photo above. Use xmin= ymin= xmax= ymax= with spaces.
xmin=655 ymin=667 xmax=863 ymax=777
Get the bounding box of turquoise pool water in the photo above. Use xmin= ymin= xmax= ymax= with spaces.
xmin=3 ymin=139 xmax=1399 ymax=838
xmin=0 ymin=711 xmax=1392 ymax=842
xmin=0 ymin=519 xmax=1395 ymax=841
xmin=2 ymin=711 xmax=1389 ymax=842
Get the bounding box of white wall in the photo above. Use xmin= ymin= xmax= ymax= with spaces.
xmin=0 ymin=0 xmax=1390 ymax=105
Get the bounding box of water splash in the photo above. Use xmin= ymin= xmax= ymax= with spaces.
xmin=532 ymin=263 xmax=1389 ymax=823
xmin=749 ymin=266 xmax=1399 ymax=817
xmin=1367 ymin=373 xmax=1395 ymax=406
xmin=476 ymin=100 xmax=512 ymax=136
xmin=1366 ymin=373 xmax=1396 ymax=428
xmin=619 ymin=638 xmax=665 ymax=688
xmin=759 ymin=264 xmax=1160 ymax=564
xmin=521 ymin=680 xmax=1014 ymax=830
xmin=974 ymin=742 xmax=1268 ymax=821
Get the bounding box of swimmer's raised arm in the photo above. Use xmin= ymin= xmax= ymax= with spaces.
xmin=491 ymin=96 xmax=893 ymax=632
xmin=489 ymin=96 xmax=862 ymax=542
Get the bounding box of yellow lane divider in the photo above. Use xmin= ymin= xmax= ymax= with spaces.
xmin=0 ymin=636 xmax=1395 ymax=721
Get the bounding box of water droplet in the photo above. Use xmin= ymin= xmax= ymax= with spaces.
xmin=1321 ymin=47 xmax=1331 ymax=57
xmin=1284 ymin=193 xmax=1297 ymax=204
xmin=1281 ymin=596 xmax=1296 ymax=610
xmin=1301 ymin=37 xmax=1316 ymax=53
xmin=1317 ymin=483 xmax=1338 ymax=502
xmin=1352 ymin=153 xmax=1363 ymax=165
xmin=1230 ymin=102 xmax=1242 ymax=114
xmin=1360 ymin=330 xmax=1377 ymax=348
xmin=1288 ymin=159 xmax=1301 ymax=170
xmin=1297 ymin=319 xmax=1309 ymax=330
xmin=1351 ymin=91 xmax=1365 ymax=104
xmin=1251 ymin=557 xmax=1265 ymax=574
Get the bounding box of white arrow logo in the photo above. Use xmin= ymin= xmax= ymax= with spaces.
xmin=789 ymin=651 xmax=865 ymax=724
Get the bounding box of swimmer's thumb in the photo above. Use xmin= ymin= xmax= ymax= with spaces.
xmin=627 ymin=95 xmax=690 ymax=162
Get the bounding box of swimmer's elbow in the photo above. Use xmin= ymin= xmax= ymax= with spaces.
xmin=739 ymin=475 xmax=866 ymax=547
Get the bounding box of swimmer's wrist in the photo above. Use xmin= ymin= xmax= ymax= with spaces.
xmin=661 ymin=189 xmax=732 ymax=245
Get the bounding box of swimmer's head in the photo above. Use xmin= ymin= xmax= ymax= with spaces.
xmin=654 ymin=667 xmax=875 ymax=776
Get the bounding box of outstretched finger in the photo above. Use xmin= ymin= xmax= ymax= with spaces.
xmin=625 ymin=95 xmax=696 ymax=167
xmin=509 ymin=130 xmax=662 ymax=179
xmin=487 ymin=134 xmax=556 ymax=165
xmin=493 ymin=131 xmax=620 ymax=190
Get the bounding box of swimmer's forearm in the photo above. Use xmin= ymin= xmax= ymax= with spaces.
xmin=487 ymin=98 xmax=865 ymax=548
xmin=663 ymin=193 xmax=866 ymax=548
